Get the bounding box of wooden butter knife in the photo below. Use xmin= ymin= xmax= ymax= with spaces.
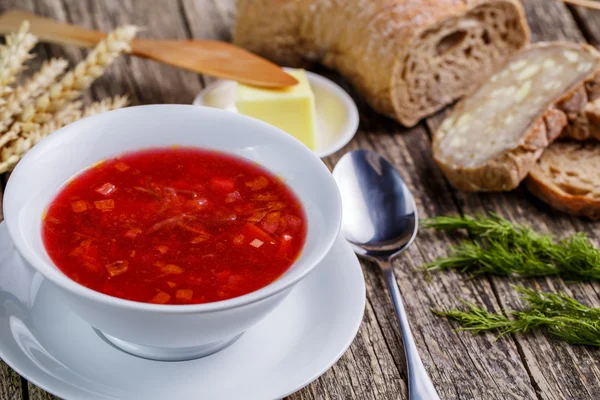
xmin=0 ymin=9 xmax=298 ymax=88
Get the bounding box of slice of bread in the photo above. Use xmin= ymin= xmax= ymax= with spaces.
xmin=525 ymin=141 xmax=600 ymax=220
xmin=433 ymin=42 xmax=600 ymax=192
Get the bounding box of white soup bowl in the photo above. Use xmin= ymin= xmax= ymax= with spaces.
xmin=3 ymin=105 xmax=342 ymax=361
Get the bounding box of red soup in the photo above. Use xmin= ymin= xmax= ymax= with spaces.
xmin=42 ymin=148 xmax=307 ymax=305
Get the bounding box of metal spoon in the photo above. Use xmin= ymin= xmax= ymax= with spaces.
xmin=333 ymin=149 xmax=440 ymax=400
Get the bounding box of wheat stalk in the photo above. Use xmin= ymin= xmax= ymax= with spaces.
xmin=0 ymin=59 xmax=67 ymax=133
xmin=0 ymin=24 xmax=137 ymax=149
xmin=0 ymin=22 xmax=37 ymax=101
xmin=82 ymin=95 xmax=129 ymax=118
xmin=0 ymin=96 xmax=128 ymax=173
xmin=0 ymin=120 xmax=31 ymax=148
xmin=19 ymin=25 xmax=137 ymax=125
xmin=0 ymin=23 xmax=136 ymax=172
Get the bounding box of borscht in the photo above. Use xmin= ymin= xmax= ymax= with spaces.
xmin=42 ymin=148 xmax=307 ymax=305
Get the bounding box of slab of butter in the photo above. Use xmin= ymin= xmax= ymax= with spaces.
xmin=236 ymin=69 xmax=317 ymax=149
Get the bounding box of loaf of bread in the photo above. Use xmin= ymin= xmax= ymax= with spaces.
xmin=234 ymin=0 xmax=530 ymax=127
xmin=526 ymin=141 xmax=600 ymax=220
xmin=433 ymin=42 xmax=600 ymax=192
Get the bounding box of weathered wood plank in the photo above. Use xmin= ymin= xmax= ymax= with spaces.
xmin=425 ymin=1 xmax=600 ymax=399
xmin=569 ymin=0 xmax=600 ymax=46
xmin=0 ymin=368 xmax=20 ymax=400
xmin=26 ymin=386 xmax=54 ymax=400
xmin=179 ymin=0 xmax=236 ymax=88
xmin=180 ymin=0 xmax=236 ymax=42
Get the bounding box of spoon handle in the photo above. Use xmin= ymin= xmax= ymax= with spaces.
xmin=382 ymin=264 xmax=440 ymax=400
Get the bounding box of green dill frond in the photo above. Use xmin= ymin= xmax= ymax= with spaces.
xmin=422 ymin=214 xmax=600 ymax=281
xmin=545 ymin=316 xmax=600 ymax=346
xmin=512 ymin=285 xmax=600 ymax=319
xmin=422 ymin=213 xmax=516 ymax=238
xmin=433 ymin=300 xmax=511 ymax=334
xmin=435 ymin=286 xmax=600 ymax=347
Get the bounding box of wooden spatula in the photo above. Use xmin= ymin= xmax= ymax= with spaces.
xmin=0 ymin=9 xmax=298 ymax=88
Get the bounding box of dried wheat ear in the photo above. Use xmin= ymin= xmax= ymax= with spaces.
xmin=0 ymin=21 xmax=138 ymax=174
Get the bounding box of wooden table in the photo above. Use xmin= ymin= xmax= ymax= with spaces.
xmin=1 ymin=0 xmax=600 ymax=399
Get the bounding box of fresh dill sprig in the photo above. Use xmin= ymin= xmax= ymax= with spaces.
xmin=422 ymin=214 xmax=600 ymax=280
xmin=513 ymin=285 xmax=600 ymax=319
xmin=426 ymin=240 xmax=559 ymax=278
xmin=434 ymin=285 xmax=600 ymax=346
xmin=423 ymin=213 xmax=527 ymax=239
xmin=432 ymin=299 xmax=512 ymax=334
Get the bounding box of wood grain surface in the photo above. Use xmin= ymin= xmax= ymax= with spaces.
xmin=0 ymin=0 xmax=598 ymax=399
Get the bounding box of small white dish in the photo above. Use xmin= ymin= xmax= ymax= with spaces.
xmin=0 ymin=223 xmax=365 ymax=400
xmin=4 ymin=105 xmax=342 ymax=361
xmin=193 ymin=69 xmax=360 ymax=158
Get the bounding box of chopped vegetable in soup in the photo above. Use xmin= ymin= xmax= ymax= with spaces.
xmin=42 ymin=148 xmax=307 ymax=305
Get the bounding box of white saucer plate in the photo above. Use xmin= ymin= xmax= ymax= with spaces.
xmin=193 ymin=69 xmax=360 ymax=159
xmin=0 ymin=223 xmax=365 ymax=400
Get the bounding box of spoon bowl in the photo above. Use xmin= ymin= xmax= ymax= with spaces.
xmin=333 ymin=149 xmax=439 ymax=400
xmin=333 ymin=149 xmax=418 ymax=260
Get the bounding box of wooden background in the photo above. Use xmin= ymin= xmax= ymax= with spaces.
xmin=1 ymin=0 xmax=600 ymax=399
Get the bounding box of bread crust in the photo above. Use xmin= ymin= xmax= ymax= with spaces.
xmin=433 ymin=42 xmax=600 ymax=192
xmin=234 ymin=0 xmax=529 ymax=127
xmin=525 ymin=142 xmax=600 ymax=220
xmin=562 ymin=94 xmax=600 ymax=141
